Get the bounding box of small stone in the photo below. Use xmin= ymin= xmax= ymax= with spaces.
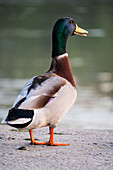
xmin=93 ymin=143 xmax=97 ymax=145
xmin=8 ymin=137 xmax=15 ymax=140
xmin=18 ymin=146 xmax=27 ymax=150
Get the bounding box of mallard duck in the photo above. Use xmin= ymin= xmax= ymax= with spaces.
xmin=2 ymin=17 xmax=88 ymax=146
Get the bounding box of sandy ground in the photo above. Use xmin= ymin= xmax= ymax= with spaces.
xmin=0 ymin=125 xmax=113 ymax=170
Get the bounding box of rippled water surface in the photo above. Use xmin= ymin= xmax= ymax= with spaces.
xmin=0 ymin=1 xmax=113 ymax=128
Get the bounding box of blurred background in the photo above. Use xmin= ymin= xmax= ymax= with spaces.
xmin=0 ymin=0 xmax=113 ymax=129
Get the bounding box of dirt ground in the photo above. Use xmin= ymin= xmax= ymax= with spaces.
xmin=0 ymin=125 xmax=113 ymax=170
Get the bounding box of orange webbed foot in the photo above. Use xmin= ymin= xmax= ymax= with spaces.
xmin=30 ymin=140 xmax=47 ymax=145
xmin=46 ymin=141 xmax=70 ymax=146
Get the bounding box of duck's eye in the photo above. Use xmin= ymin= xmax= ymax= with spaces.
xmin=69 ymin=20 xmax=74 ymax=24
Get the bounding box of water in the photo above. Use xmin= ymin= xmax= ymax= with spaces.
xmin=0 ymin=1 xmax=113 ymax=129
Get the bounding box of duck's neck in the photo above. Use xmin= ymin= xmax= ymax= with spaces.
xmin=49 ymin=54 xmax=76 ymax=88
xmin=50 ymin=32 xmax=76 ymax=87
xmin=52 ymin=32 xmax=68 ymax=58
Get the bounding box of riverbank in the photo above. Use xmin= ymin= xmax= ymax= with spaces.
xmin=0 ymin=125 xmax=113 ymax=170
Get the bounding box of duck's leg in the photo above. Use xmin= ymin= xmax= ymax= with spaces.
xmin=29 ymin=128 xmax=69 ymax=146
xmin=46 ymin=127 xmax=69 ymax=146
xmin=29 ymin=130 xmax=46 ymax=145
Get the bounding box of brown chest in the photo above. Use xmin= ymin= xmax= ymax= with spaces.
xmin=51 ymin=55 xmax=76 ymax=88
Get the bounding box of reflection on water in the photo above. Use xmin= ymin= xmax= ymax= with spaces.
xmin=0 ymin=1 xmax=113 ymax=128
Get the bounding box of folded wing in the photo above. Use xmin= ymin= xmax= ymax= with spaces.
xmin=13 ymin=73 xmax=66 ymax=110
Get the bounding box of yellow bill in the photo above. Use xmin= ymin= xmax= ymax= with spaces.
xmin=74 ymin=24 xmax=88 ymax=36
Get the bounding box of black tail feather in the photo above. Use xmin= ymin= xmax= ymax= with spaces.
xmin=6 ymin=108 xmax=34 ymax=121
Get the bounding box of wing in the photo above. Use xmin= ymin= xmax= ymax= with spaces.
xmin=13 ymin=73 xmax=66 ymax=110
xmin=13 ymin=76 xmax=36 ymax=107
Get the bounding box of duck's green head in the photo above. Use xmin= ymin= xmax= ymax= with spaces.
xmin=52 ymin=17 xmax=88 ymax=57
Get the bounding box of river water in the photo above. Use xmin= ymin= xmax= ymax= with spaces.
xmin=0 ymin=1 xmax=113 ymax=129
